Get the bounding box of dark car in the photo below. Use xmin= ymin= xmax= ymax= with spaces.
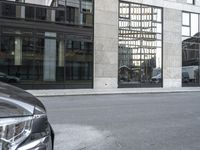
xmin=182 ymin=72 xmax=190 ymax=83
xmin=0 ymin=72 xmax=20 ymax=83
xmin=0 ymin=82 xmax=54 ymax=150
xmin=151 ymin=73 xmax=162 ymax=84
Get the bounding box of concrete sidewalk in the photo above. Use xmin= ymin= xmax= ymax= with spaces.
xmin=27 ymin=87 xmax=200 ymax=97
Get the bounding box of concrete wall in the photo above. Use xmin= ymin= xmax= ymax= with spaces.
xmin=94 ymin=0 xmax=119 ymax=89
xmin=163 ymin=8 xmax=182 ymax=88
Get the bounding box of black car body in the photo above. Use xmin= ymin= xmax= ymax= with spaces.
xmin=0 ymin=72 xmax=20 ymax=83
xmin=0 ymin=82 xmax=54 ymax=150
xmin=182 ymin=72 xmax=190 ymax=83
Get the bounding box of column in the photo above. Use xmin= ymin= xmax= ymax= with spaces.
xmin=94 ymin=0 xmax=119 ymax=89
xmin=43 ymin=32 xmax=57 ymax=81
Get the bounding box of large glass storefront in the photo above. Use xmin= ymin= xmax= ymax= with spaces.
xmin=118 ymin=2 xmax=163 ymax=88
xmin=0 ymin=0 xmax=93 ymax=89
xmin=182 ymin=12 xmax=200 ymax=87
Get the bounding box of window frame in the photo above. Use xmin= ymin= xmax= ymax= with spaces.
xmin=118 ymin=1 xmax=164 ymax=88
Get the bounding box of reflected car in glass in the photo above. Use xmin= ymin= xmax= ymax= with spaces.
xmin=0 ymin=72 xmax=20 ymax=83
xmin=0 ymin=82 xmax=54 ymax=150
xmin=182 ymin=72 xmax=190 ymax=83
xmin=151 ymin=73 xmax=162 ymax=84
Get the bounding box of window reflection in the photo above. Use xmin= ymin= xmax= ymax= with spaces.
xmin=55 ymin=10 xmax=65 ymax=22
xmin=182 ymin=12 xmax=200 ymax=86
xmin=0 ymin=1 xmax=94 ymax=89
xmin=66 ymin=6 xmax=76 ymax=23
xmin=2 ymin=3 xmax=16 ymax=17
xmin=0 ymin=28 xmax=93 ymax=89
xmin=1 ymin=0 xmax=93 ymax=26
xmin=119 ymin=2 xmax=163 ymax=87
xmin=65 ymin=40 xmax=93 ymax=87
xmin=36 ymin=8 xmax=47 ymax=20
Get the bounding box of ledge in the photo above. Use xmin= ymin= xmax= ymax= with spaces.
xmin=27 ymin=87 xmax=200 ymax=97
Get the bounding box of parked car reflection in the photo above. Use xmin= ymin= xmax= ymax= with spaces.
xmin=182 ymin=32 xmax=200 ymax=86
xmin=151 ymin=73 xmax=161 ymax=84
xmin=182 ymin=72 xmax=190 ymax=83
xmin=0 ymin=72 xmax=20 ymax=83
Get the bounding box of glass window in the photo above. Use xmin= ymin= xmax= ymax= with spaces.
xmin=81 ymin=0 xmax=93 ymax=13
xmin=36 ymin=7 xmax=47 ymax=21
xmin=0 ymin=31 xmax=35 ymax=86
xmin=2 ymin=3 xmax=16 ymax=18
xmin=153 ymin=8 xmax=162 ymax=22
xmin=182 ymin=26 xmax=190 ymax=36
xmin=191 ymin=13 xmax=199 ymax=36
xmin=182 ymin=12 xmax=190 ymax=26
xmin=66 ymin=6 xmax=75 ymax=23
xmin=182 ymin=12 xmax=200 ymax=87
xmin=0 ymin=28 xmax=93 ymax=89
xmin=21 ymin=37 xmax=35 ymax=81
xmin=65 ymin=40 xmax=93 ymax=83
xmin=0 ymin=0 xmax=94 ymax=89
xmin=25 ymin=6 xmax=35 ymax=20
xmin=80 ymin=0 xmax=93 ymax=25
xmin=55 ymin=10 xmax=65 ymax=22
xmin=73 ymin=41 xmax=81 ymax=50
xmin=119 ymin=2 xmax=163 ymax=88
xmin=119 ymin=3 xmax=130 ymax=19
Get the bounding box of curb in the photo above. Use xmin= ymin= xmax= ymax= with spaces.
xmin=27 ymin=88 xmax=200 ymax=97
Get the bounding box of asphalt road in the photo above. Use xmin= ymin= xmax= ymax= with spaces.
xmin=40 ymin=92 xmax=200 ymax=150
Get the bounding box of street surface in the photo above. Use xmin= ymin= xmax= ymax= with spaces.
xmin=40 ymin=92 xmax=200 ymax=150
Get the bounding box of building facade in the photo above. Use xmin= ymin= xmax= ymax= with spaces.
xmin=94 ymin=0 xmax=200 ymax=89
xmin=0 ymin=0 xmax=94 ymax=89
xmin=0 ymin=0 xmax=200 ymax=89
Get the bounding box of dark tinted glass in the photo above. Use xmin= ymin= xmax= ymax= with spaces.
xmin=0 ymin=0 xmax=94 ymax=89
xmin=2 ymin=3 xmax=16 ymax=17
xmin=36 ymin=7 xmax=47 ymax=20
xmin=55 ymin=10 xmax=65 ymax=22
xmin=0 ymin=28 xmax=93 ymax=89
xmin=65 ymin=40 xmax=93 ymax=84
xmin=66 ymin=6 xmax=75 ymax=23
xmin=25 ymin=6 xmax=34 ymax=19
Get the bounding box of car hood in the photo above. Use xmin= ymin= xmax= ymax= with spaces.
xmin=0 ymin=82 xmax=45 ymax=118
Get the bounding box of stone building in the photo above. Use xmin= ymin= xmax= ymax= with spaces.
xmin=0 ymin=0 xmax=199 ymax=89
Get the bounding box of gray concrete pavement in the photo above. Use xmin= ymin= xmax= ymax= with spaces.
xmin=40 ymin=92 xmax=200 ymax=150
